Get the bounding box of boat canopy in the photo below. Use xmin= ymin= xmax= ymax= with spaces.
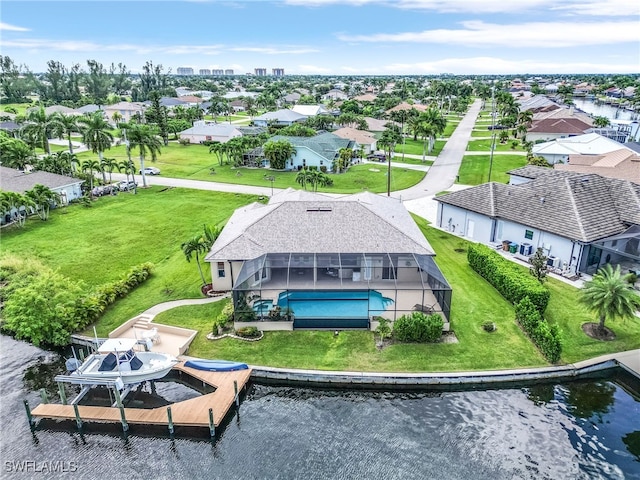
xmin=98 ymin=338 xmax=138 ymax=353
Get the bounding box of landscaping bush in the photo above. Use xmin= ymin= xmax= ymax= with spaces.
xmin=467 ymin=243 xmax=550 ymax=312
xmin=393 ymin=312 xmax=443 ymax=343
xmin=481 ymin=321 xmax=496 ymax=332
xmin=213 ymin=301 xmax=234 ymax=334
xmin=320 ymin=165 xmax=328 ymax=173
xmin=235 ymin=326 xmax=260 ymax=338
xmin=514 ymin=297 xmax=562 ymax=363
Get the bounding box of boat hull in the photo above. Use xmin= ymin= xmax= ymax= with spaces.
xmin=184 ymin=359 xmax=249 ymax=372
xmin=71 ymin=351 xmax=179 ymax=385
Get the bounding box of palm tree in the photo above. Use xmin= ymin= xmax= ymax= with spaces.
xmin=295 ymin=168 xmax=309 ymax=190
xmin=593 ymin=116 xmax=610 ymax=128
xmin=101 ymin=157 xmax=118 ymax=184
xmin=378 ymin=126 xmax=402 ymax=196
xmin=25 ymin=184 xmax=59 ymax=220
xmin=580 ymin=263 xmax=640 ymax=336
xmin=127 ymin=123 xmax=162 ymax=187
xmin=20 ymin=106 xmax=64 ymax=154
xmin=54 ymin=113 xmax=80 ymax=154
xmin=0 ymin=136 xmax=35 ymax=170
xmin=79 ymin=112 xmax=113 ymax=166
xmin=335 ymin=147 xmax=352 ymax=174
xmin=263 ymin=140 xmax=295 ymax=170
xmin=208 ymin=141 xmax=225 ymax=165
xmin=181 ymin=234 xmax=208 ymax=285
xmin=81 ymin=158 xmax=101 ymax=191
xmin=0 ymin=191 xmax=33 ymax=227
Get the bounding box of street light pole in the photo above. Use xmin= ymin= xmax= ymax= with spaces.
xmin=264 ymin=175 xmax=275 ymax=196
xmin=488 ymin=86 xmax=496 ymax=183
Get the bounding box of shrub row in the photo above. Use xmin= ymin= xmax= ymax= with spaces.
xmin=515 ymin=297 xmax=562 ymax=363
xmin=393 ymin=311 xmax=443 ymax=343
xmin=213 ymin=301 xmax=234 ymax=335
xmin=467 ymin=243 xmax=550 ymax=312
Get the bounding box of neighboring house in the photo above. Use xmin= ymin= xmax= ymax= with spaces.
xmin=76 ymin=104 xmax=102 ymax=115
xmin=269 ymin=132 xmax=355 ymax=171
xmin=205 ymin=188 xmax=452 ymax=330
xmin=532 ymin=132 xmax=633 ymax=164
xmin=435 ymin=167 xmax=640 ymax=276
xmin=386 ymin=102 xmax=428 ymax=114
xmin=322 ymin=89 xmax=349 ymax=101
xmin=26 ymin=105 xmax=81 ymax=116
xmin=103 ymin=101 xmax=146 ymax=124
xmin=354 ymin=93 xmax=378 ymax=103
xmin=0 ymin=166 xmax=84 ymax=224
xmin=252 ymin=109 xmax=307 ymax=127
xmin=142 ymin=97 xmax=189 ymax=109
xmin=517 ymin=95 xmax=560 ymax=113
xmin=362 ymin=117 xmax=390 ymax=132
xmin=178 ymin=121 xmax=243 ymax=144
xmin=526 ymin=118 xmax=593 ymax=143
xmin=332 ymin=127 xmax=377 ymax=154
xmin=291 ymin=104 xmax=330 ymax=116
xmin=554 ymin=149 xmax=640 ymax=184
xmin=0 ymin=121 xmax=20 ymax=136
xmin=282 ymin=93 xmax=301 ymax=104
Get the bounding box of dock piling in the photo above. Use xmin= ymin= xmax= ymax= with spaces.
xmin=39 ymin=388 xmax=48 ymax=404
xmin=234 ymin=380 xmax=239 ymax=407
xmin=167 ymin=407 xmax=174 ymax=435
xmin=58 ymin=383 xmax=67 ymax=405
xmin=113 ymin=387 xmax=129 ymax=432
xmin=73 ymin=404 xmax=83 ymax=430
xmin=208 ymin=408 xmax=215 ymax=438
xmin=24 ymin=400 xmax=34 ymax=429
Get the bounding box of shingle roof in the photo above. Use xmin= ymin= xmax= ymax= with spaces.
xmin=179 ymin=123 xmax=241 ymax=136
xmin=253 ymin=109 xmax=307 ymax=122
xmin=0 ymin=166 xmax=83 ymax=193
xmin=532 ymin=133 xmax=632 ymax=156
xmin=271 ymin=132 xmax=353 ymax=161
xmin=206 ymin=189 xmax=434 ymax=260
xmin=436 ymin=170 xmax=640 ymax=242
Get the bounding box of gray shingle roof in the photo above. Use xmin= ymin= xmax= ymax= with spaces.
xmin=271 ymin=132 xmax=353 ymax=161
xmin=254 ymin=109 xmax=307 ymax=122
xmin=436 ymin=170 xmax=640 ymax=242
xmin=206 ymin=189 xmax=434 ymax=260
xmin=0 ymin=166 xmax=83 ymax=193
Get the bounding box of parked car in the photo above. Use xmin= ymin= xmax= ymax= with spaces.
xmin=366 ymin=153 xmax=386 ymax=162
xmin=118 ymin=180 xmax=138 ymax=192
xmin=487 ymin=125 xmax=506 ymax=130
xmin=140 ymin=167 xmax=161 ymax=175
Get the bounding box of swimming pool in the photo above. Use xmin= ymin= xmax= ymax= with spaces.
xmin=276 ymin=290 xmax=394 ymax=319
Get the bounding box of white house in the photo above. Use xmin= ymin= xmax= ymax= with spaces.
xmin=179 ymin=121 xmax=243 ymax=144
xmin=435 ymin=167 xmax=640 ymax=276
xmin=532 ymin=132 xmax=633 ymax=165
xmin=291 ymin=104 xmax=330 ymax=116
xmin=103 ymin=102 xmax=146 ymax=125
xmin=252 ymin=109 xmax=307 ymax=127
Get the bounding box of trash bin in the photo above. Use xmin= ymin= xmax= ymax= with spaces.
xmin=509 ymin=242 xmax=518 ymax=254
xmin=502 ymin=240 xmax=511 ymax=251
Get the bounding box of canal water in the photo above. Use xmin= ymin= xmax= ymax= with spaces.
xmin=1 ymin=335 xmax=639 ymax=479
xmin=572 ymin=98 xmax=638 ymax=122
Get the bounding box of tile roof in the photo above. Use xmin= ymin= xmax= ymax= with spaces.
xmin=554 ymin=149 xmax=640 ymax=184
xmin=528 ymin=118 xmax=592 ymax=134
xmin=532 ymin=133 xmax=632 ymax=156
xmin=1 ymin=166 xmax=83 ymax=193
xmin=436 ymin=169 xmax=640 ymax=242
xmin=332 ymin=127 xmax=376 ymax=145
xmin=206 ymin=189 xmax=434 ymax=260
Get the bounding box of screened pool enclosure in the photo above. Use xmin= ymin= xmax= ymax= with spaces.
xmin=232 ymin=252 xmax=452 ymax=329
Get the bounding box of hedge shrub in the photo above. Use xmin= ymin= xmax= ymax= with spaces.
xmin=235 ymin=326 xmax=260 ymax=338
xmin=467 ymin=243 xmax=550 ymax=312
xmin=514 ymin=297 xmax=562 ymax=363
xmin=393 ymin=312 xmax=443 ymax=343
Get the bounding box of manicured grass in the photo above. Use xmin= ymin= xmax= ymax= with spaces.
xmin=470 ymin=130 xmax=493 ymax=138
xmin=467 ymin=139 xmax=526 ymax=152
xmin=395 ymin=138 xmax=445 ymax=157
xmin=388 ymin=156 xmax=434 ymax=166
xmin=0 ymin=102 xmax=35 ymax=115
xmin=77 ymin=143 xmax=425 ymax=194
xmin=443 ymin=122 xmax=459 ymax=137
xmin=457 ymin=154 xmax=527 ymax=185
xmin=0 ymin=187 xmax=258 ymax=334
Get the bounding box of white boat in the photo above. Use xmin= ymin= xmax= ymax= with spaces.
xmin=70 ymin=338 xmax=179 ymax=386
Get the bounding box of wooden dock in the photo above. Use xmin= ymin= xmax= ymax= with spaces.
xmin=31 ymin=362 xmax=252 ymax=428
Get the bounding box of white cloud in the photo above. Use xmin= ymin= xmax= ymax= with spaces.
xmin=0 ymin=22 xmax=30 ymax=32
xmin=285 ymin=0 xmax=635 ymax=15
xmin=297 ymin=64 xmax=332 ymax=73
xmin=380 ymin=56 xmax=639 ymax=74
xmin=337 ymin=20 xmax=639 ymax=47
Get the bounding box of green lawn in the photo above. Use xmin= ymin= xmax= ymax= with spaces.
xmin=457 ymin=154 xmax=527 ymax=185
xmin=1 ymin=102 xmax=35 ymax=115
xmin=0 ymin=187 xmax=257 ymax=334
xmin=395 ymin=138 xmax=445 ymax=157
xmin=77 ymin=143 xmax=425 ymax=194
xmin=467 ymin=139 xmax=525 ymax=152
xmin=470 ymin=130 xmax=493 ymax=138
xmin=443 ymin=122 xmax=460 ymax=137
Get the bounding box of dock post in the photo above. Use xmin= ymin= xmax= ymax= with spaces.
xmin=58 ymin=383 xmax=67 ymax=405
xmin=24 ymin=400 xmax=34 ymax=429
xmin=208 ymin=408 xmax=215 ymax=438
xmin=234 ymin=380 xmax=239 ymax=407
xmin=73 ymin=404 xmax=83 ymax=430
xmin=167 ymin=407 xmax=174 ymax=435
xmin=39 ymin=388 xmax=48 ymax=404
xmin=113 ymin=387 xmax=129 ymax=432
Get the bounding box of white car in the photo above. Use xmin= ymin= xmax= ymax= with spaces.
xmin=140 ymin=167 xmax=161 ymax=175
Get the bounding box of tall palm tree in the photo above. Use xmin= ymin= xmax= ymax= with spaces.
xmin=81 ymin=158 xmax=102 ymax=191
xmin=378 ymin=126 xmax=402 ymax=196
xmin=127 ymin=123 xmax=162 ymax=187
xmin=295 ymin=168 xmax=309 ymax=190
xmin=54 ymin=113 xmax=80 ymax=154
xmin=25 ymin=184 xmax=59 ymax=220
xmin=79 ymin=112 xmax=113 ymax=165
xmin=0 ymin=136 xmax=35 ymax=170
xmin=0 ymin=191 xmax=33 ymax=227
xmin=580 ymin=263 xmax=640 ymax=335
xmin=181 ymin=234 xmax=208 ymax=285
xmin=101 ymin=157 xmax=118 ymax=184
xmin=20 ymin=106 xmax=64 ymax=154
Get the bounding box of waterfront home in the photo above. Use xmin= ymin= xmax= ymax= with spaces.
xmin=435 ymin=167 xmax=640 ymax=277
xmin=532 ymin=132 xmax=633 ymax=164
xmin=205 ymin=189 xmax=452 ymax=330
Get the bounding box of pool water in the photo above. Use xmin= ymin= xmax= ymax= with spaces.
xmin=277 ymin=290 xmax=393 ymax=319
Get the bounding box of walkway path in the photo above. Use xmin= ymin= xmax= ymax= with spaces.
xmin=140 ymin=294 xmax=229 ymax=320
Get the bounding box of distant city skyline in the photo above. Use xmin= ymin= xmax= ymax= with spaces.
xmin=1 ymin=0 xmax=639 ymax=75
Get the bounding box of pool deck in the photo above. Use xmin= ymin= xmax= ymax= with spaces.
xmin=248 ymin=349 xmax=640 ymax=388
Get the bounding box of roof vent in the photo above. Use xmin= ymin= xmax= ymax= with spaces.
xmin=540 ymin=197 xmax=545 ymax=204
xmin=306 ymin=207 xmax=333 ymax=212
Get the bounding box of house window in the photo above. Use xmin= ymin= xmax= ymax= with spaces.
xmin=320 ymin=160 xmax=324 ymax=165
xmin=217 ymin=262 xmax=225 ymax=278
xmin=525 ymin=230 xmax=534 ymax=240
xmin=611 ymin=240 xmax=618 ymax=247
xmin=206 ymin=136 xmax=212 ymax=141
xmin=302 ymin=159 xmax=306 ymax=167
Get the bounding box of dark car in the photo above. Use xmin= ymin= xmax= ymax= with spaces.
xmin=487 ymin=125 xmax=506 ymax=130
xmin=367 ymin=153 xmax=386 ymax=162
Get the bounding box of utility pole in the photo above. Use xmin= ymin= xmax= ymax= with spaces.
xmin=488 ymin=85 xmax=496 ymax=183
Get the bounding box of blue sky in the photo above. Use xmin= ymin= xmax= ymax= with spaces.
xmin=1 ymin=0 xmax=639 ymax=75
